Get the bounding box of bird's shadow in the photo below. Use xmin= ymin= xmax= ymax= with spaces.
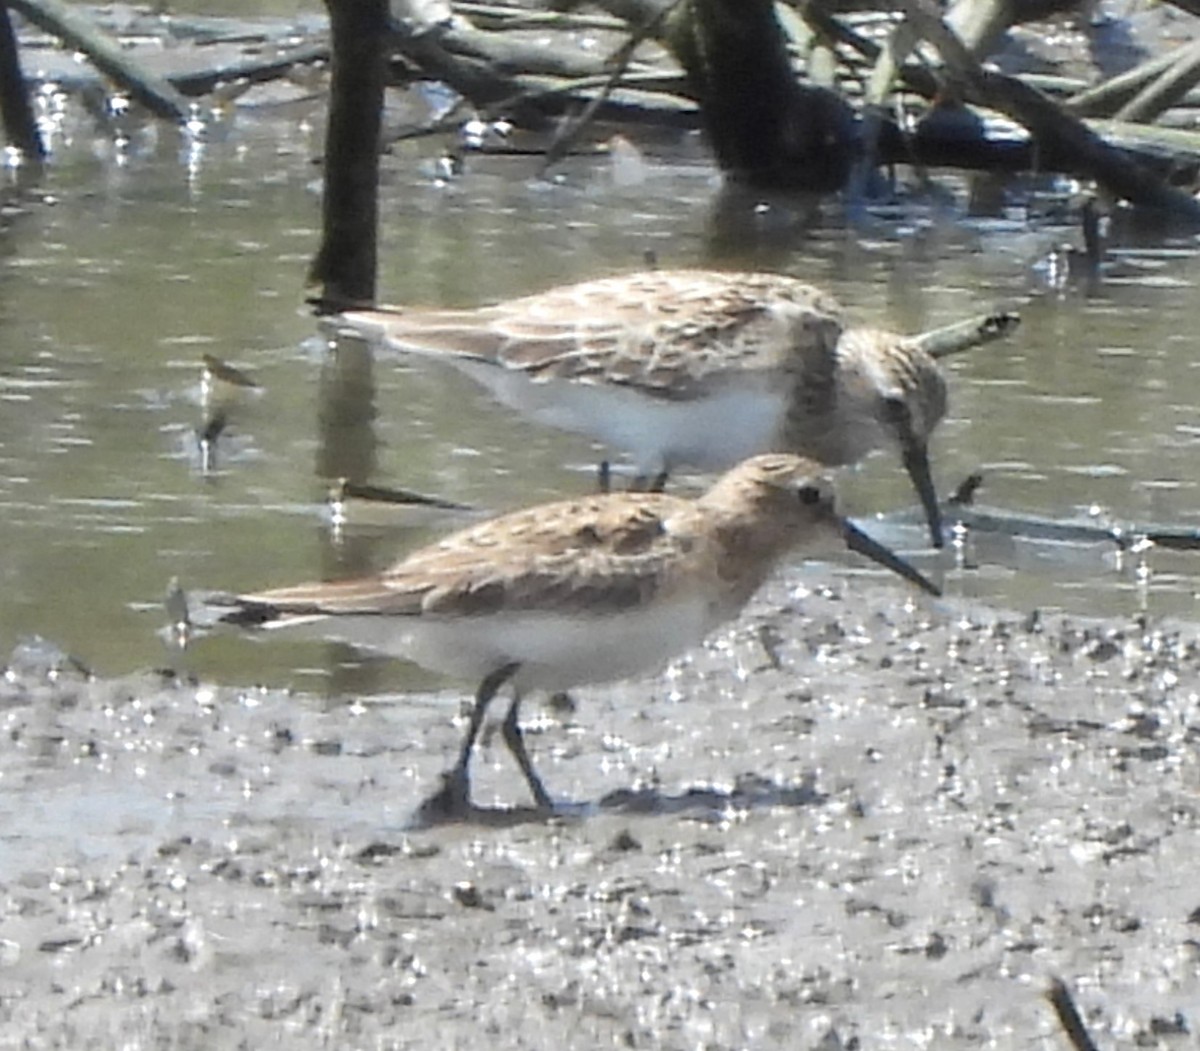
xmin=406 ymin=772 xmax=824 ymax=831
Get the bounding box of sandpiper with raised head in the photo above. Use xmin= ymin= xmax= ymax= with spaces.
xmin=213 ymin=453 xmax=940 ymax=816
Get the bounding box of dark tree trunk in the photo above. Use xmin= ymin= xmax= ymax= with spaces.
xmin=308 ymin=0 xmax=388 ymax=312
xmin=0 ymin=2 xmax=42 ymax=160
xmin=663 ymin=0 xmax=858 ymax=191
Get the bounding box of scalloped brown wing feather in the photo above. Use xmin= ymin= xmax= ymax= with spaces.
xmin=340 ymin=269 xmax=846 ymax=400
xmin=241 ymin=493 xmax=702 ymax=622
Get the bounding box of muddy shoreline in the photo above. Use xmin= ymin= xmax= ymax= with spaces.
xmin=1 ymin=572 xmax=1196 ymax=1048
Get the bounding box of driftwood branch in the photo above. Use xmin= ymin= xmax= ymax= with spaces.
xmin=1115 ymin=39 xmax=1200 ymax=124
xmin=389 ymin=12 xmax=532 ymax=116
xmin=538 ymin=3 xmax=675 ymax=172
xmin=438 ymin=18 xmax=644 ymax=80
xmin=8 ymin=0 xmax=191 ymax=122
xmin=960 ymin=70 xmax=1200 ymax=215
xmin=807 ymin=0 xmax=1200 ymax=215
xmin=18 ymin=1 xmax=1199 ymax=205
xmin=1066 ymin=47 xmax=1186 ymax=119
xmin=1087 ymin=118 xmax=1200 ymax=170
xmin=169 ymin=43 xmax=329 ymax=100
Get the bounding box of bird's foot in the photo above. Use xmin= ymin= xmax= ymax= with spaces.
xmin=415 ymin=769 xmax=473 ymax=824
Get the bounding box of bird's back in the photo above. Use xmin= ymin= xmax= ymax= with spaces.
xmin=338 ymin=269 xmax=847 ymax=399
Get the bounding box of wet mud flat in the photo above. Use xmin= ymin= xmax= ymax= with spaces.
xmin=0 ymin=574 xmax=1197 ymax=1049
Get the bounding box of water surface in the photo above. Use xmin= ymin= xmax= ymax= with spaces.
xmin=0 ymin=78 xmax=1197 ymax=696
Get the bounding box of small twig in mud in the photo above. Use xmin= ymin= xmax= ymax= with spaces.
xmin=1046 ymin=976 xmax=1102 ymax=1051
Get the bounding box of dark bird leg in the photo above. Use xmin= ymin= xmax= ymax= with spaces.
xmin=425 ymin=662 xmax=520 ymax=816
xmin=502 ymin=693 xmax=554 ymax=810
xmin=630 ymin=470 xmax=670 ymax=493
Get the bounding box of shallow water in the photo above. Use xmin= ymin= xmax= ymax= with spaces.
xmin=0 ymin=77 xmax=1197 ymax=696
xmin=1 ymin=24 xmax=1199 ymax=1047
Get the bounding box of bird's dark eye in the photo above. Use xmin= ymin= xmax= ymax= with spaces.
xmin=798 ymin=485 xmax=822 ymax=506
xmin=882 ymin=396 xmax=909 ymax=425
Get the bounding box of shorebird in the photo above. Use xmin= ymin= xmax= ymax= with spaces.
xmin=213 ymin=454 xmax=940 ymax=816
xmin=337 ymin=269 xmax=955 ymax=548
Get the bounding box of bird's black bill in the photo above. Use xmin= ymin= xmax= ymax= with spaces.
xmin=841 ymin=519 xmax=941 ymax=597
xmin=902 ymin=441 xmax=944 ymax=549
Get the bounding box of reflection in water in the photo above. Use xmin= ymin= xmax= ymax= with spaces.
xmin=316 ymin=334 xmax=377 ymax=486
xmin=704 ymin=183 xmax=827 ymax=268
xmin=311 ymin=333 xmax=397 ymax=701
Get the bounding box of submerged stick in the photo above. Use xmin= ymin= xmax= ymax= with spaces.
xmin=938 ymin=472 xmax=1200 ymax=551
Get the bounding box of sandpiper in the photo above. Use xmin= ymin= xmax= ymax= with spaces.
xmin=213 ymin=454 xmax=940 ymax=815
xmin=338 ymin=269 xmax=953 ymax=547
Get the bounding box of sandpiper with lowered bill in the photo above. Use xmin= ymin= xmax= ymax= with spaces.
xmin=213 ymin=453 xmax=940 ymax=816
xmin=337 ymin=269 xmax=982 ymax=548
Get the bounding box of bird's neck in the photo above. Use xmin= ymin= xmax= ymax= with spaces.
xmin=696 ymin=488 xmax=799 ymax=606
